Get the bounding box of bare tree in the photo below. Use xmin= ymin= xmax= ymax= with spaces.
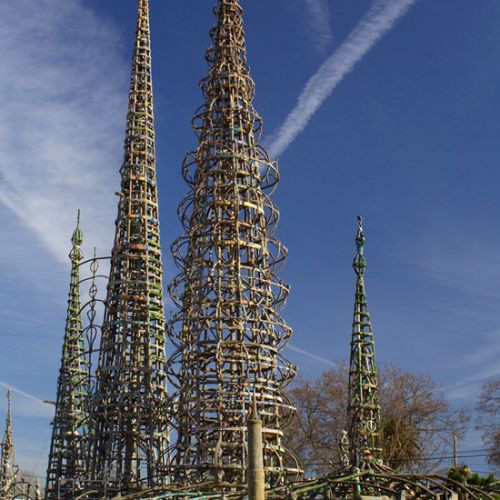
xmin=284 ymin=366 xmax=348 ymax=475
xmin=284 ymin=363 xmax=469 ymax=476
xmin=379 ymin=365 xmax=469 ymax=472
xmin=476 ymin=378 xmax=500 ymax=468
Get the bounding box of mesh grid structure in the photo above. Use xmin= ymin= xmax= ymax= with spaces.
xmin=87 ymin=0 xmax=169 ymax=495
xmin=45 ymin=214 xmax=90 ymax=498
xmin=347 ymin=217 xmax=383 ymax=467
xmin=167 ymin=0 xmax=300 ymax=488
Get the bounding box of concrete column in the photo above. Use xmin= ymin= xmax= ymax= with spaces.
xmin=247 ymin=398 xmax=265 ymax=500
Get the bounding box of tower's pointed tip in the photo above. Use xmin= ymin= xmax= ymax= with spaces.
xmin=70 ymin=210 xmax=84 ymax=262
xmin=71 ymin=211 xmax=83 ymax=244
xmin=75 ymin=209 xmax=82 ymax=234
xmin=355 ymin=216 xmax=366 ymax=250
xmin=6 ymin=389 xmax=12 ymax=421
xmin=353 ymin=216 xmax=367 ymax=275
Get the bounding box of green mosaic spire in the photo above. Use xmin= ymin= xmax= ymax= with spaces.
xmin=46 ymin=211 xmax=90 ymax=498
xmin=347 ymin=217 xmax=382 ymax=467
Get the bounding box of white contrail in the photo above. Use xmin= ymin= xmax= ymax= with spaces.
xmin=267 ymin=0 xmax=419 ymax=158
xmin=0 ymin=381 xmax=47 ymax=405
xmin=304 ymin=0 xmax=333 ymax=53
xmin=286 ymin=344 xmax=337 ymax=367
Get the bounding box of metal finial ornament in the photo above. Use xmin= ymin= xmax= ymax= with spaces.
xmin=347 ymin=217 xmax=382 ymax=468
xmin=353 ymin=216 xmax=367 ymax=276
xmin=167 ymin=0 xmax=300 ymax=487
xmin=339 ymin=430 xmax=351 ymax=469
xmin=45 ymin=213 xmax=89 ymax=499
xmin=5 ymin=391 xmax=11 ymax=432
xmin=88 ymin=0 xmax=169 ymax=495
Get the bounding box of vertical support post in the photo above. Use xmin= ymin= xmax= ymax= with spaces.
xmin=453 ymin=433 xmax=458 ymax=469
xmin=247 ymin=398 xmax=265 ymax=500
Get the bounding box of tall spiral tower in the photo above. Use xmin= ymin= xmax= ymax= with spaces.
xmin=347 ymin=217 xmax=382 ymax=467
xmin=45 ymin=212 xmax=90 ymax=499
xmin=168 ymin=0 xmax=299 ymax=487
xmin=88 ymin=0 xmax=168 ymax=494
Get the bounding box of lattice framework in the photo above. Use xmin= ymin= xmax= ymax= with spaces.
xmin=167 ymin=0 xmax=300 ymax=487
xmin=347 ymin=217 xmax=382 ymax=467
xmin=45 ymin=212 xmax=90 ymax=499
xmin=88 ymin=0 xmax=168 ymax=494
xmin=112 ymin=468 xmax=498 ymax=500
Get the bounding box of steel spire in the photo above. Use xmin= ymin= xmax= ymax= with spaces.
xmin=45 ymin=211 xmax=89 ymax=499
xmin=347 ymin=217 xmax=383 ymax=468
xmin=88 ymin=0 xmax=169 ymax=495
xmin=168 ymin=0 xmax=300 ymax=488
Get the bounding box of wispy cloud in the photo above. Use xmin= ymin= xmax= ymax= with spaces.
xmin=0 ymin=383 xmax=54 ymax=476
xmin=267 ymin=0 xmax=419 ymax=158
xmin=0 ymin=381 xmax=45 ymax=404
xmin=0 ymin=0 xmax=127 ymax=264
xmin=464 ymin=330 xmax=500 ymax=366
xmin=399 ymin=227 xmax=500 ymax=404
xmin=445 ymin=327 xmax=500 ymax=401
xmin=446 ymin=364 xmax=500 ymax=402
xmin=286 ymin=344 xmax=337 ymax=367
xmin=304 ymin=0 xmax=333 ymax=53
xmin=413 ymin=249 xmax=500 ymax=304
xmin=0 ymin=382 xmax=53 ymax=420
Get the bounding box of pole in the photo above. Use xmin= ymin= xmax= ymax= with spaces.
xmin=453 ymin=433 xmax=458 ymax=469
xmin=247 ymin=397 xmax=265 ymax=500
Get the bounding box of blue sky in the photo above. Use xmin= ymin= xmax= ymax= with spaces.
xmin=0 ymin=0 xmax=498 ymax=478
